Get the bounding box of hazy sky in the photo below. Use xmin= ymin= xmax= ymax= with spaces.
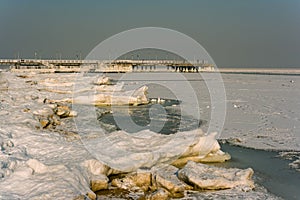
xmin=0 ymin=0 xmax=300 ymax=67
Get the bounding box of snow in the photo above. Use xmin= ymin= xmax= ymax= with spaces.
xmin=0 ymin=71 xmax=298 ymax=199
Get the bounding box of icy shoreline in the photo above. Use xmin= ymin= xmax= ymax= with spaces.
xmin=0 ymin=71 xmax=296 ymax=199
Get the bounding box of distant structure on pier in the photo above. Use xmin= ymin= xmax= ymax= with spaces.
xmin=0 ymin=59 xmax=214 ymax=73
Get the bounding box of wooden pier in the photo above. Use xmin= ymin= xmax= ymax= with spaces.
xmin=0 ymin=59 xmax=214 ymax=73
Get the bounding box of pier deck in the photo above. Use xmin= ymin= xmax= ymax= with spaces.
xmin=0 ymin=59 xmax=214 ymax=73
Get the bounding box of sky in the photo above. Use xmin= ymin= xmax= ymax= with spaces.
xmin=0 ymin=0 xmax=300 ymax=68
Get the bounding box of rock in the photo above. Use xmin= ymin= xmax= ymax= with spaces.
xmin=33 ymin=106 xmax=56 ymax=128
xmin=87 ymin=191 xmax=96 ymax=200
xmin=22 ymin=108 xmax=30 ymax=113
xmin=35 ymin=104 xmax=75 ymax=118
xmin=33 ymin=104 xmax=76 ymax=129
xmin=56 ymin=105 xmax=71 ymax=118
xmin=73 ymin=195 xmax=85 ymax=200
xmin=39 ymin=118 xmax=50 ymax=128
xmin=54 ymin=104 xmax=77 ymax=118
xmin=146 ymin=188 xmax=170 ymax=200
xmin=38 ymin=115 xmax=61 ymax=128
xmin=51 ymin=114 xmax=61 ymax=125
xmin=73 ymin=192 xmax=96 ymax=200
xmin=178 ymin=161 xmax=255 ymax=191
xmin=90 ymin=174 xmax=109 ymax=192
xmin=151 ymin=165 xmax=192 ymax=198
xmin=111 ymin=169 xmax=152 ymax=191
xmin=131 ymin=170 xmax=152 ymax=191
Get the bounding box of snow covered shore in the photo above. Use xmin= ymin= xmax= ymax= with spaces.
xmin=0 ymin=71 xmax=294 ymax=199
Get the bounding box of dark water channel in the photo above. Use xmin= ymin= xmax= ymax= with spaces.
xmin=218 ymin=144 xmax=300 ymax=200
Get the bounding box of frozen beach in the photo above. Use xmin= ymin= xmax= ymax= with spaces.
xmin=0 ymin=70 xmax=299 ymax=199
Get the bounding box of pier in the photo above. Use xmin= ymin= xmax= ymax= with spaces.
xmin=0 ymin=59 xmax=214 ymax=73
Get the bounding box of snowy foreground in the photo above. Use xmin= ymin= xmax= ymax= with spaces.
xmin=0 ymin=71 xmax=294 ymax=199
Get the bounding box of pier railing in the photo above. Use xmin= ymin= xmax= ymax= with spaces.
xmin=0 ymin=59 xmax=214 ymax=73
